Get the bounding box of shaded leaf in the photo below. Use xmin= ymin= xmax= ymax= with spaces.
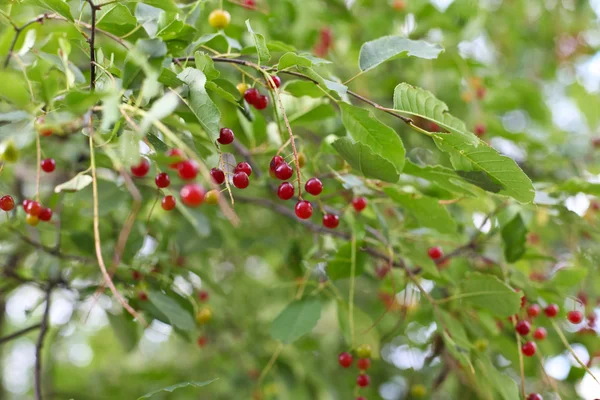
xmin=332 ymin=138 xmax=399 ymax=183
xmin=148 ymin=291 xmax=196 ymax=331
xmin=270 ymin=298 xmax=322 ymax=344
xmin=460 ymin=274 xmax=521 ymax=317
xmin=138 ymin=379 xmax=218 ymax=399
xmin=177 ymin=68 xmax=221 ymax=142
xmin=107 ymin=312 xmax=139 ymax=352
xmin=245 ymin=20 xmax=271 ymax=64
xmin=501 ymin=214 xmax=527 ymax=263
xmin=55 ymin=175 xmax=93 ymax=193
xmin=327 ymin=240 xmax=368 ymax=280
xmin=28 ymin=0 xmax=73 ymax=21
xmin=359 ymin=36 xmax=443 ymax=72
xmin=278 ymin=52 xmax=312 ymax=70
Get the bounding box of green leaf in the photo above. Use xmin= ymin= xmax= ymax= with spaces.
xmin=139 ymin=91 xmax=180 ymax=136
xmin=206 ymin=79 xmax=241 ymax=107
xmin=403 ymin=161 xmax=479 ymax=196
xmin=460 ymin=273 xmax=521 ymax=317
xmin=551 ymin=267 xmax=588 ymax=289
xmin=245 ymin=20 xmax=271 ymax=64
xmin=284 ymin=81 xmax=324 ymax=98
xmin=194 ymin=51 xmax=219 ymax=80
xmin=332 ymin=138 xmax=399 ymax=183
xmin=551 ymin=178 xmax=600 ymax=196
xmin=340 ymin=103 xmax=405 ymax=175
xmin=148 ymin=291 xmax=196 ymax=332
xmin=107 ymin=312 xmax=139 ymax=352
xmin=270 ymin=298 xmax=322 ymax=344
xmin=337 ymin=302 xmax=380 ymax=359
xmin=54 ymin=175 xmax=93 ymax=193
xmin=177 ymin=68 xmax=221 ymax=142
xmin=0 ymin=70 xmax=31 ymax=108
xmin=138 ymin=379 xmax=218 ymax=399
xmin=97 ymin=4 xmax=137 ymax=36
xmin=278 ymin=52 xmax=312 ymax=70
xmin=477 ymin=357 xmax=520 ymax=400
xmin=501 ymin=214 xmax=527 ymax=263
xmin=384 ymin=188 xmax=457 ymax=234
xmin=359 ymin=36 xmax=443 ymax=72
xmin=28 ymin=0 xmax=73 ymax=21
xmin=327 ymin=241 xmax=368 ymax=280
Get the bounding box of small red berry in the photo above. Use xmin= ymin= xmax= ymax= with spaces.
xmin=533 ymin=327 xmax=547 ymax=341
xmin=197 ymin=336 xmax=207 ymax=347
xmin=233 ymin=172 xmax=249 ymax=189
xmin=544 ymin=304 xmax=559 ymax=318
xmin=22 ymin=199 xmax=30 ymax=210
xmin=138 ymin=292 xmax=148 ymax=301
xmin=198 ymin=291 xmax=209 ymax=302
xmin=521 ymin=341 xmax=536 ymax=357
xmin=161 ymin=195 xmax=176 ymax=211
xmin=515 ymin=320 xmax=531 ymax=336
xmin=352 ymin=197 xmax=367 ymax=212
xmin=155 ymin=172 xmax=170 ymax=188
xmin=180 ymin=184 xmax=205 ymax=207
xmin=242 ymin=0 xmax=256 ymax=9
xmin=210 ymin=168 xmax=226 ymax=184
xmin=177 ymin=160 xmax=199 ymax=180
xmin=268 ymin=75 xmax=281 ymax=89
xmin=356 ymin=374 xmax=370 ymax=387
xmin=167 ymin=148 xmax=185 ymax=169
xmin=218 ymin=128 xmax=235 ymax=145
xmin=527 ymin=304 xmax=541 ymax=318
xmin=38 ymin=207 xmax=52 ymax=222
xmin=338 ymin=352 xmax=353 ymax=368
xmin=235 ymin=162 xmax=252 ymax=177
xmin=41 ymin=158 xmax=56 ymax=173
xmin=130 ymin=158 xmax=150 ymax=178
xmin=427 ymin=246 xmax=443 ymax=260
xmin=568 ymin=310 xmax=583 ymax=324
xmin=277 ymin=182 xmax=295 ymax=200
xmin=323 ymin=213 xmax=340 ymax=229
xmin=474 ymin=124 xmax=486 ymax=137
xmin=527 ymin=394 xmax=543 ymax=400
xmin=270 ymin=155 xmax=284 ymax=171
xmin=244 ymin=88 xmax=260 ymax=105
xmin=25 ymin=201 xmax=43 ymax=217
xmin=295 ymin=200 xmax=313 ymax=219
xmin=305 ymin=178 xmax=323 ymax=196
xmin=0 ymin=195 xmax=15 ymax=211
xmin=132 ymin=270 xmax=142 ymax=281
xmin=274 ymin=162 xmax=293 ymax=180
xmin=357 ymin=358 xmax=371 ymax=371
xmin=254 ymin=95 xmax=269 ymax=110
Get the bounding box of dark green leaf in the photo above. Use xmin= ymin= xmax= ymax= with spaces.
xmin=460 ymin=273 xmax=521 ymax=317
xmin=332 ymin=138 xmax=399 ymax=183
xmin=148 ymin=291 xmax=196 ymax=332
xmin=270 ymin=298 xmax=322 ymax=343
xmin=501 ymin=214 xmax=527 ymax=263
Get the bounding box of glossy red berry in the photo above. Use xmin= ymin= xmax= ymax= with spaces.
xmin=274 ymin=162 xmax=293 ymax=180
xmin=277 ymin=182 xmax=294 ymax=200
xmin=25 ymin=201 xmax=42 ymax=217
xmin=427 ymin=246 xmax=443 ymax=260
xmin=516 ymin=320 xmax=531 ymax=336
xmin=533 ymin=327 xmax=547 ymax=341
xmin=352 ymin=197 xmax=367 ymax=212
xmin=22 ymin=199 xmax=30 ymax=210
xmin=521 ymin=341 xmax=536 ymax=357
xmin=255 ymin=95 xmax=269 ymax=110
xmin=41 ymin=158 xmax=56 ymax=173
xmin=180 ymin=184 xmax=205 ymax=207
xmin=270 ymin=155 xmax=284 ymax=172
xmin=233 ymin=172 xmax=249 ymax=189
xmin=357 ymin=358 xmax=371 ymax=371
xmin=161 ymin=195 xmax=176 ymax=211
xmin=305 ymin=178 xmax=323 ymax=196
xmin=210 ymin=168 xmax=226 ymax=184
xmin=244 ymin=88 xmax=260 ymax=105
xmin=218 ymin=128 xmax=235 ymax=145
xmin=155 ymin=172 xmax=170 ymax=188
xmin=130 ymin=158 xmax=150 ymax=178
xmin=138 ymin=292 xmax=148 ymax=301
xmin=198 ymin=291 xmax=209 ymax=302
xmin=167 ymin=148 xmax=185 ymax=169
xmin=268 ymin=75 xmax=281 ymax=89
xmin=544 ymin=304 xmax=559 ymax=318
xmin=338 ymin=352 xmax=353 ymax=368
xmin=323 ymin=213 xmax=340 ymax=229
xmin=177 ymin=160 xmax=199 ymax=180
xmin=527 ymin=394 xmax=543 ymax=400
xmin=295 ymin=200 xmax=313 ymax=219
xmin=38 ymin=207 xmax=52 ymax=222
xmin=527 ymin=304 xmax=541 ymax=318
xmin=356 ymin=374 xmax=370 ymax=387
xmin=0 ymin=195 xmax=15 ymax=211
xmin=568 ymin=310 xmax=583 ymax=324
xmin=474 ymin=123 xmax=486 ymax=137
xmin=235 ymin=162 xmax=252 ymax=177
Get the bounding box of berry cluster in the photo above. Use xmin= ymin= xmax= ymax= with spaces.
xmin=244 ymin=87 xmax=270 ymax=110
xmin=196 ymin=290 xmax=211 ymax=348
xmin=338 ymin=344 xmax=373 ymax=399
xmin=22 ymin=199 xmax=53 ymax=226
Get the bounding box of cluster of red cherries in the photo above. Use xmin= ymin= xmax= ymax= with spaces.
xmin=243 ymin=76 xmax=280 ymax=110
xmin=338 ymin=344 xmax=373 ymax=400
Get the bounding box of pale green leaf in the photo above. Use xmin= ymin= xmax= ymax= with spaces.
xmin=460 ymin=273 xmax=521 ymax=317
xmin=177 ymin=68 xmax=221 ymax=142
xmin=332 ymin=138 xmax=399 ymax=182
xmin=270 ymin=298 xmax=322 ymax=344
xmin=138 ymin=379 xmax=218 ymax=399
xmin=139 ymin=91 xmax=180 ymax=136
xmin=337 ymin=302 xmax=380 ymax=359
xmin=402 ymin=161 xmax=479 ymax=196
xmin=148 ymin=291 xmax=196 ymax=332
xmin=194 ymin=51 xmax=219 ymax=80
xmin=551 ymin=267 xmax=588 ymax=288
xmin=28 ymin=0 xmax=73 ymax=21
xmin=245 ymin=20 xmax=271 ymax=64
xmin=54 ymin=175 xmax=93 ymax=193
xmin=327 ymin=241 xmax=368 ymax=280
xmin=278 ymin=52 xmax=312 ymax=70
xmin=359 ymin=36 xmax=443 ymax=72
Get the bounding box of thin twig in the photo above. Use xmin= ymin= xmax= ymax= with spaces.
xmin=85 ymin=0 xmax=98 ymax=90
xmin=34 ymin=284 xmax=52 ymax=400
xmin=0 ymin=323 xmax=41 ymax=345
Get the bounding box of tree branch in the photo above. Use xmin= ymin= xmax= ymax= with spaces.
xmin=0 ymin=323 xmax=41 ymax=345
xmin=34 ymin=284 xmax=52 ymax=400
xmin=85 ymin=0 xmax=99 ymax=90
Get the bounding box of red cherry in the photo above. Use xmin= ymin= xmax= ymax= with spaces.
xmin=427 ymin=246 xmax=443 ymax=260
xmin=242 ymin=0 xmax=256 ymax=9
xmin=25 ymin=201 xmax=42 ymax=217
xmin=180 ymin=184 xmax=205 ymax=207
xmin=323 ymin=213 xmax=340 ymax=229
xmin=218 ymin=128 xmax=235 ymax=145
xmin=268 ymin=75 xmax=281 ymax=89
xmin=521 ymin=341 xmax=536 ymax=357
xmin=305 ymin=178 xmax=323 ymax=196
xmin=130 ymin=158 xmax=150 ymax=178
xmin=474 ymin=123 xmax=486 ymax=137
xmin=356 ymin=374 xmax=370 ymax=387
xmin=161 ymin=195 xmax=176 ymax=211
xmin=198 ymin=291 xmax=209 ymax=302
xmin=295 ymin=200 xmax=313 ymax=219
xmin=277 ymin=182 xmax=294 ymax=200
xmin=356 ymin=398 xmax=366 ymax=400
xmin=155 ymin=172 xmax=170 ymax=188
xmin=197 ymin=336 xmax=207 ymax=347
xmin=533 ymin=327 xmax=547 ymax=341
xmin=210 ymin=168 xmax=226 ymax=184
xmin=274 ymin=162 xmax=293 ymax=180
xmin=41 ymin=158 xmax=56 ymax=173
xmin=527 ymin=304 xmax=541 ymax=318
xmin=235 ymin=162 xmax=252 ymax=177
xmin=527 ymin=394 xmax=543 ymax=400
xmin=233 ymin=172 xmax=249 ymax=189
xmin=568 ymin=310 xmax=583 ymax=324
xmin=177 ymin=160 xmax=198 ymax=180
xmin=476 ymin=86 xmax=486 ymax=100
xmin=132 ymin=270 xmax=142 ymax=281
xmin=357 ymin=358 xmax=371 ymax=371
xmin=544 ymin=304 xmax=559 ymax=318
xmin=167 ymin=148 xmax=185 ymax=169
xmin=515 ymin=320 xmax=531 ymax=336
xmin=138 ymin=292 xmax=148 ymax=301
xmin=22 ymin=199 xmax=30 ymax=210
xmin=352 ymin=197 xmax=367 ymax=212
xmin=270 ymin=155 xmax=284 ymax=172
xmin=254 ymin=95 xmax=269 ymax=110
xmin=38 ymin=207 xmax=52 ymax=222
xmin=244 ymin=88 xmax=260 ymax=105
xmin=0 ymin=195 xmax=15 ymax=211
xmin=338 ymin=352 xmax=353 ymax=368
